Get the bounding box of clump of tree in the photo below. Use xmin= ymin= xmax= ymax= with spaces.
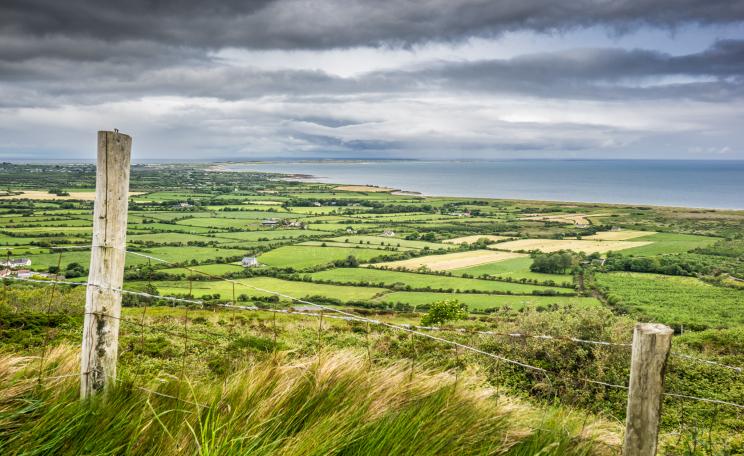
xmin=64 ymin=262 xmax=86 ymax=278
xmin=333 ymin=255 xmax=359 ymax=267
xmin=48 ymin=188 xmax=70 ymax=196
xmin=421 ymin=299 xmax=468 ymax=326
xmin=530 ymin=251 xmax=577 ymax=274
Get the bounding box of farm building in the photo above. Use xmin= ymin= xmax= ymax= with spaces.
xmin=382 ymin=230 xmax=396 ymax=237
xmin=261 ymin=219 xmax=280 ymax=227
xmin=1 ymin=258 xmax=31 ymax=268
xmin=241 ymin=257 xmax=259 ymax=267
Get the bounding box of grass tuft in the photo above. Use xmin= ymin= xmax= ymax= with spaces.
xmin=0 ymin=345 xmax=619 ymax=455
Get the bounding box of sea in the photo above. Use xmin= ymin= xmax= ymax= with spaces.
xmin=223 ymin=160 xmax=744 ymax=210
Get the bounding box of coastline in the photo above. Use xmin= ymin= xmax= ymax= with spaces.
xmin=214 ymin=161 xmax=744 ymax=212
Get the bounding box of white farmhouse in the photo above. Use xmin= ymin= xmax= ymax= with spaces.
xmin=241 ymin=257 xmax=259 ymax=267
xmin=1 ymin=258 xmax=31 ymax=268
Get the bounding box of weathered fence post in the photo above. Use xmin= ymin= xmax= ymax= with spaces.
xmin=623 ymin=322 xmax=673 ymax=456
xmin=80 ymin=130 xmax=132 ymax=399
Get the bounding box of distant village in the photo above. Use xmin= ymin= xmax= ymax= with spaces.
xmin=0 ymin=257 xmax=62 ymax=280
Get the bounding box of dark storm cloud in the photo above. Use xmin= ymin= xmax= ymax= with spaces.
xmin=2 ymin=0 xmax=744 ymax=51
xmin=2 ymin=40 xmax=742 ymax=106
xmin=408 ymin=39 xmax=744 ymax=100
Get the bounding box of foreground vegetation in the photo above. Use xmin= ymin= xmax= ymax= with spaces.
xmin=1 ymin=345 xmax=621 ymax=455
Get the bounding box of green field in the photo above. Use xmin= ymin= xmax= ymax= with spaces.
xmin=155 ymin=276 xmax=388 ymax=302
xmin=24 ymin=246 xmax=249 ymax=270
xmin=309 ymin=267 xmax=568 ymax=294
xmin=298 ymin=241 xmax=417 ymax=251
xmin=211 ymin=229 xmax=327 ymax=242
xmin=128 ymin=232 xmax=222 ymax=244
xmin=620 ymin=232 xmax=719 ymax=256
xmin=158 ymin=263 xmax=245 ymax=277
xmin=596 ymin=272 xmax=744 ymax=329
xmin=452 ymin=256 xmax=574 ymax=286
xmin=327 ymin=235 xmax=455 ymax=250
xmin=374 ymin=291 xmax=600 ymax=311
xmin=257 ymin=245 xmax=386 ymax=269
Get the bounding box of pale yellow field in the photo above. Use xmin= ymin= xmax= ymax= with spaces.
xmin=443 ymin=235 xmax=509 ymax=244
xmin=334 ymin=185 xmax=395 ymax=192
xmin=371 ymin=250 xmax=527 ymax=271
xmin=491 ymin=238 xmax=651 ymax=254
xmin=0 ymin=190 xmax=144 ymax=201
xmin=518 ymin=213 xmax=609 ymax=226
xmin=584 ymin=230 xmax=655 ymax=241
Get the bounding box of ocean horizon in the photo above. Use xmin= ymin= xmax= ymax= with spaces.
xmin=224 ymin=159 xmax=744 ymax=210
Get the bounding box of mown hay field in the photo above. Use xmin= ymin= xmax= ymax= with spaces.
xmin=584 ymin=230 xmax=655 ymax=241
xmin=492 ymin=239 xmax=651 ymax=254
xmin=373 ymin=250 xmax=526 ymax=271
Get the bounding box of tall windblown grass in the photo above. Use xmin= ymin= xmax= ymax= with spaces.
xmin=0 ymin=345 xmax=620 ymax=455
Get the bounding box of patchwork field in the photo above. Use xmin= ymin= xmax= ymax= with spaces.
xmin=443 ymin=235 xmax=509 ymax=244
xmin=518 ymin=213 xmax=594 ymax=225
xmin=584 ymin=230 xmax=655 ymax=241
xmin=155 ymin=277 xmax=388 ymax=302
xmin=309 ymin=268 xmax=568 ymax=294
xmin=0 ymin=190 xmax=144 ymax=200
xmin=452 ymin=256 xmax=574 ymax=286
xmin=2 ymin=164 xmax=743 ymax=450
xmin=258 ymin=245 xmax=385 ymax=269
xmin=328 ymin=235 xmax=454 ymax=250
xmin=372 ymin=250 xmax=526 ymax=271
xmin=492 ymin=238 xmax=651 ymax=254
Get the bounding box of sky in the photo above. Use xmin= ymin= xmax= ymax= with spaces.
xmin=1 ymin=0 xmax=744 ymax=161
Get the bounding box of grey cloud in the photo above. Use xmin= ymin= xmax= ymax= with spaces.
xmin=2 ymin=40 xmax=742 ymax=107
xmin=407 ymin=40 xmax=744 ymax=100
xmin=2 ymin=0 xmax=743 ymax=51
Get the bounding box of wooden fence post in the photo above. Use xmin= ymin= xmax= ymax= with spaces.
xmin=80 ymin=130 xmax=132 ymax=399
xmin=623 ymin=322 xmax=673 ymax=456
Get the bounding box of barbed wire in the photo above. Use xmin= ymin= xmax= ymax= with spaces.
xmin=663 ymin=392 xmax=744 ymax=410
xmin=670 ymin=352 xmax=743 ymax=374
